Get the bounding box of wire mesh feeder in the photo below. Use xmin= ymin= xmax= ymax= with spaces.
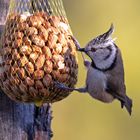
xmin=0 ymin=0 xmax=78 ymax=105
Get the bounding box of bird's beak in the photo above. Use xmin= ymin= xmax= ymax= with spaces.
xmin=78 ymin=48 xmax=91 ymax=54
xmin=78 ymin=48 xmax=86 ymax=52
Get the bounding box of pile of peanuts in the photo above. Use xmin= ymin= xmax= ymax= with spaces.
xmin=0 ymin=12 xmax=78 ymax=104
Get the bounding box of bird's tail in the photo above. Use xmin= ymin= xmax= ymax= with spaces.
xmin=122 ymin=96 xmax=132 ymax=115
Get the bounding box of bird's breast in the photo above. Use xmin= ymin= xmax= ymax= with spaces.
xmin=86 ymin=67 xmax=114 ymax=102
xmin=86 ymin=67 xmax=107 ymax=93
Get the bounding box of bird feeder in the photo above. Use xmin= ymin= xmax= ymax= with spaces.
xmin=0 ymin=0 xmax=78 ymax=105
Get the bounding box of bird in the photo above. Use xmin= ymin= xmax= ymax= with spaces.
xmin=55 ymin=24 xmax=132 ymax=115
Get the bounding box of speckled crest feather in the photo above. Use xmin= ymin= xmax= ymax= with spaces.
xmin=87 ymin=24 xmax=114 ymax=47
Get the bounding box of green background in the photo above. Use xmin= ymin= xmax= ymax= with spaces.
xmin=53 ymin=0 xmax=140 ymax=140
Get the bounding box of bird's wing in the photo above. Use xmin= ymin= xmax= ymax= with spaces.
xmin=105 ymin=47 xmax=132 ymax=115
xmin=105 ymin=48 xmax=126 ymax=98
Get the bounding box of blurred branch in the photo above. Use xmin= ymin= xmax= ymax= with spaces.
xmin=0 ymin=0 xmax=10 ymax=25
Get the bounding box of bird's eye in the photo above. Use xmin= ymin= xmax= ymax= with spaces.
xmin=91 ymin=48 xmax=96 ymax=52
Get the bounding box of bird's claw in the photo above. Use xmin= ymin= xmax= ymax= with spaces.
xmin=68 ymin=35 xmax=81 ymax=50
xmin=54 ymin=81 xmax=74 ymax=92
xmin=54 ymin=81 xmax=68 ymax=90
xmin=54 ymin=81 xmax=64 ymax=88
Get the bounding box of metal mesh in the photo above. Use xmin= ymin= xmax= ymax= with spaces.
xmin=0 ymin=0 xmax=78 ymax=104
xmin=8 ymin=0 xmax=67 ymax=19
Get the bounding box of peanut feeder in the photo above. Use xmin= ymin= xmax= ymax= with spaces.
xmin=0 ymin=11 xmax=78 ymax=104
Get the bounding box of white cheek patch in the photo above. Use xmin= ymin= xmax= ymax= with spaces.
xmin=94 ymin=43 xmax=117 ymax=70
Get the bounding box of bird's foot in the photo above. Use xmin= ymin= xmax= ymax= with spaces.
xmin=54 ymin=81 xmax=73 ymax=91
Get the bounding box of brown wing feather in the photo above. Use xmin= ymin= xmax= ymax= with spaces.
xmin=106 ymin=48 xmax=126 ymax=96
xmin=105 ymin=48 xmax=132 ymax=115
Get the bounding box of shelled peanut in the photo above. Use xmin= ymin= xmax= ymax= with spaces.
xmin=0 ymin=12 xmax=78 ymax=104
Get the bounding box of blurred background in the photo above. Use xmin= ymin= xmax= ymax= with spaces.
xmin=52 ymin=0 xmax=140 ymax=140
